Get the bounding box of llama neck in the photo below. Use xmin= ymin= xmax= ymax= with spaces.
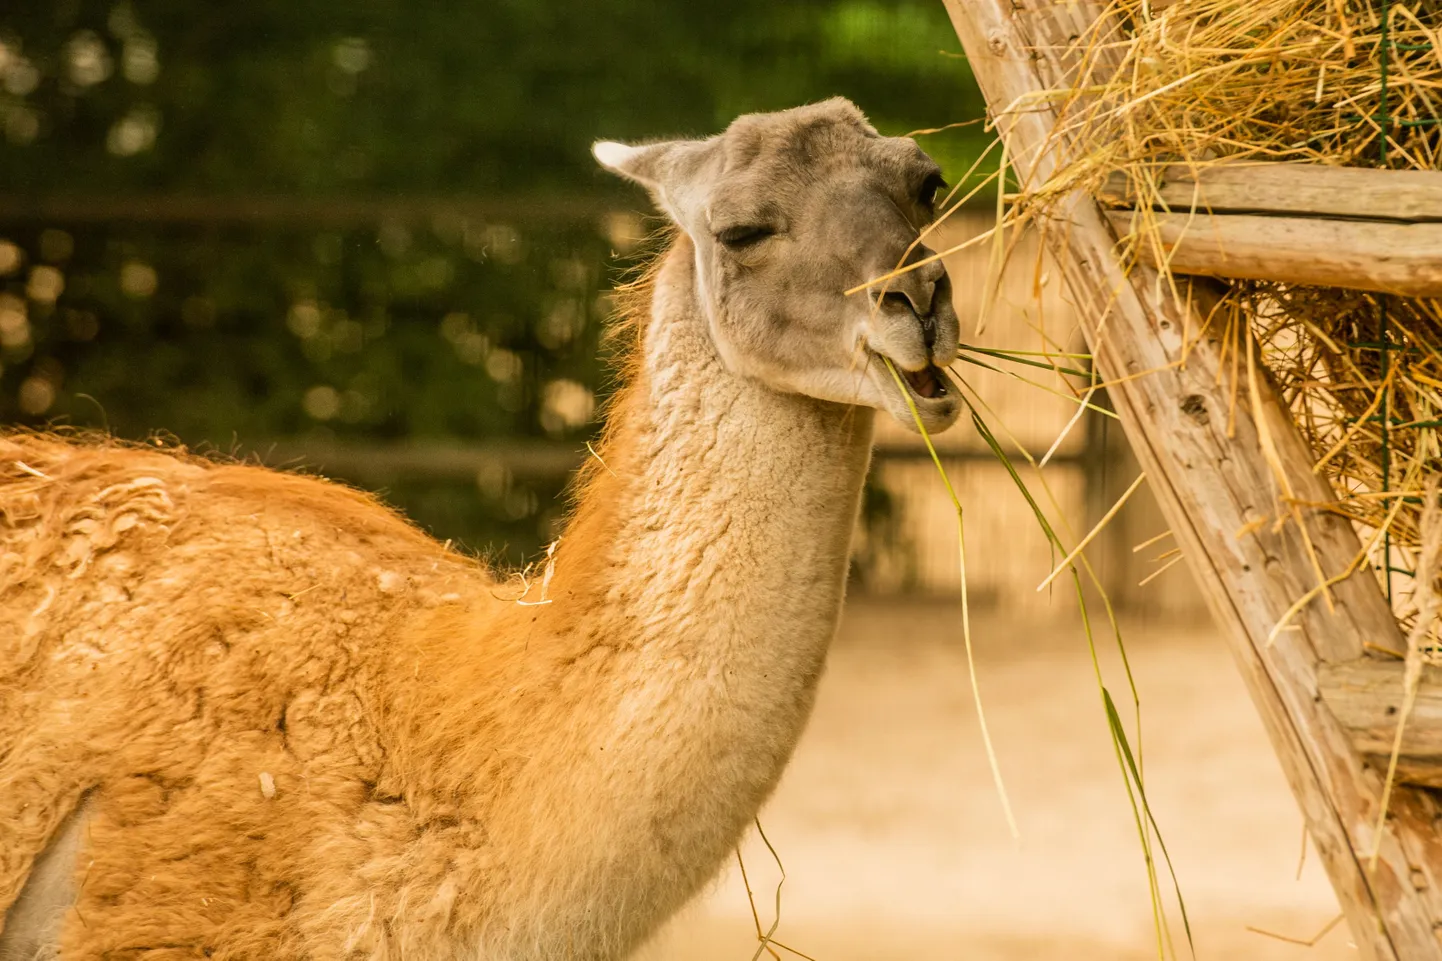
xmin=555 ymin=238 xmax=875 ymax=687
xmin=510 ymin=238 xmax=873 ymax=944
xmin=392 ymin=239 xmax=875 ymax=959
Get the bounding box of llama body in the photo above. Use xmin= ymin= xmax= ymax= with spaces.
xmin=0 ymin=99 xmax=958 ymax=960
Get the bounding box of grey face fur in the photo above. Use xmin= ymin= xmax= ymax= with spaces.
xmin=593 ymin=97 xmax=961 ymax=433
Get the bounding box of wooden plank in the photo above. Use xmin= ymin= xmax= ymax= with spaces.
xmin=941 ymin=2 xmax=1442 ymax=958
xmin=1099 ymin=163 xmax=1442 ymax=223
xmin=1320 ymin=658 xmax=1442 ymax=763
xmin=1107 ymin=209 xmax=1442 ymax=296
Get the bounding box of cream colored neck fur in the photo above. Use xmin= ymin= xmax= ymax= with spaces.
xmin=565 ymin=237 xmax=876 ymax=649
xmin=409 ymin=238 xmax=875 ymax=958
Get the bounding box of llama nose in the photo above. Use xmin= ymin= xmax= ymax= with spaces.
xmin=872 ymin=279 xmax=938 ymax=325
xmin=874 ymin=248 xmax=944 ymax=317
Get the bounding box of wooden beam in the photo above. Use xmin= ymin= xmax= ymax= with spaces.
xmin=1320 ymin=659 xmax=1442 ymax=786
xmin=1099 ymin=163 xmax=1442 ymax=223
xmin=941 ymin=2 xmax=1442 ymax=959
xmin=1106 ymin=209 xmax=1442 ymax=296
xmin=1098 ymin=163 xmax=1442 ymax=295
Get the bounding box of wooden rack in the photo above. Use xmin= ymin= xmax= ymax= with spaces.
xmin=942 ymin=1 xmax=1442 ymax=958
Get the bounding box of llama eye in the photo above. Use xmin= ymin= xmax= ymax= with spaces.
xmin=918 ymin=173 xmax=948 ymax=211
xmin=715 ymin=225 xmax=774 ymax=249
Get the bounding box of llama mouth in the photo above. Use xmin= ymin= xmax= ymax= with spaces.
xmin=869 ymin=350 xmax=955 ymax=404
xmin=900 ymin=364 xmax=949 ymax=400
xmin=865 ymin=350 xmax=960 ymax=432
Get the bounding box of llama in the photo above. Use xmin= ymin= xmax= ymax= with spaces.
xmin=0 ymin=98 xmax=959 ymax=961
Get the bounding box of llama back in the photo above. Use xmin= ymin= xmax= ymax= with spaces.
xmin=0 ymin=432 xmax=490 ymax=956
xmin=0 ymin=432 xmax=487 ymax=681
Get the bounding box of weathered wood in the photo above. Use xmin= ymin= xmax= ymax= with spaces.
xmin=1099 ymin=163 xmax=1442 ymax=223
xmin=941 ymin=2 xmax=1442 ymax=959
xmin=1106 ymin=209 xmax=1442 ymax=296
xmin=1099 ymin=163 xmax=1442 ymax=295
xmin=1320 ymin=659 xmax=1442 ymax=785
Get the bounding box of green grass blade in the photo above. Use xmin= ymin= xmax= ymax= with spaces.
xmin=952 ymin=354 xmax=1119 ymax=418
xmin=882 ymin=356 xmax=1019 ymax=839
xmin=1105 ymin=688 xmax=1196 ymax=956
xmin=965 ymin=395 xmax=1193 ymax=960
xmin=959 ymin=343 xmax=1095 ymax=379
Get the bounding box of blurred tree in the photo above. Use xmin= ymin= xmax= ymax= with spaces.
xmin=1 ymin=1 xmax=984 ymax=191
xmin=0 ymin=0 xmax=988 ymax=560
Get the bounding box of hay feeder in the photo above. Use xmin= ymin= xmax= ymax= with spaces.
xmin=942 ymin=0 xmax=1442 ymax=957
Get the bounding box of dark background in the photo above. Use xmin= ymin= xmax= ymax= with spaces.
xmin=0 ymin=1 xmax=991 ymax=563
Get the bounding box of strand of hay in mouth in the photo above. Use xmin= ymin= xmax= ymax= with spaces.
xmin=1012 ymin=0 xmax=1442 ymax=627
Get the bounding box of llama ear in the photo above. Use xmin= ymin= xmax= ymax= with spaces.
xmin=593 ymin=138 xmax=715 ymax=229
xmin=591 ymin=140 xmax=677 ymax=191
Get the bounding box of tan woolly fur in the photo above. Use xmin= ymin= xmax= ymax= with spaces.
xmin=0 ymin=98 xmax=959 ymax=961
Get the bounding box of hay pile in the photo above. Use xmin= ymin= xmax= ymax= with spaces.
xmin=1049 ymin=0 xmax=1442 ymax=179
xmin=1029 ymin=0 xmax=1442 ymax=630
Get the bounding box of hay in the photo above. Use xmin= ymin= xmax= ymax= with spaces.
xmin=1042 ymin=0 xmax=1442 ymax=189
xmin=1018 ymin=0 xmax=1442 ymax=631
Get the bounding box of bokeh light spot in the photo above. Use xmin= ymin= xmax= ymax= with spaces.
xmin=66 ymin=30 xmax=113 ymax=87
xmin=287 ymin=301 xmax=323 ymax=339
xmin=0 ymin=294 xmax=30 ymax=348
xmin=26 ymin=265 xmax=64 ymax=303
xmin=0 ymin=240 xmax=23 ymax=276
xmin=485 ymin=348 xmax=522 ymax=384
xmin=119 ymin=260 xmax=158 ymax=297
xmin=540 ymin=379 xmax=595 ymax=435
xmin=107 ymin=105 xmax=160 ymax=156
xmin=18 ymin=376 xmax=55 ymax=414
xmin=303 ymin=385 xmax=340 ymax=420
xmin=332 ymin=38 xmax=372 ymax=75
xmin=123 ymin=36 xmax=159 ymax=85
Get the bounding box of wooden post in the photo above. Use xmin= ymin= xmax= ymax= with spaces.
xmin=940 ymin=1 xmax=1442 ymax=958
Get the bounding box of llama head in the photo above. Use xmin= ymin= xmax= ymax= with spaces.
xmin=593 ymin=97 xmax=961 ymax=433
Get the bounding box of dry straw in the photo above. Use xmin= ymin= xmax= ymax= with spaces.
xmin=1025 ymin=0 xmax=1442 ymax=631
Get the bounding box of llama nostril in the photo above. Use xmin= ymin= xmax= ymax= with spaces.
xmin=877 ymin=291 xmax=912 ymax=314
xmin=876 ymin=290 xmax=937 ymax=349
xmin=920 ymin=312 xmax=937 ymax=350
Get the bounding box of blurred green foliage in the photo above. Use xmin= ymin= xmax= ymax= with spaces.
xmin=0 ymin=0 xmax=988 ymax=561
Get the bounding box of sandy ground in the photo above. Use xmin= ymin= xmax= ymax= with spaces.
xmin=636 ymin=599 xmax=1355 ymax=961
